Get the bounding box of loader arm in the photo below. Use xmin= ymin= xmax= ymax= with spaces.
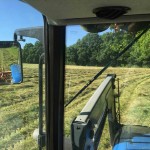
xmin=71 ymin=74 xmax=120 ymax=150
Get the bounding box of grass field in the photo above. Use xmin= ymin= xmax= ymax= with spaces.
xmin=0 ymin=64 xmax=39 ymax=150
xmin=0 ymin=64 xmax=150 ymax=150
xmin=65 ymin=65 xmax=150 ymax=150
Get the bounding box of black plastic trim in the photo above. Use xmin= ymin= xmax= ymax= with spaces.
xmin=44 ymin=17 xmax=66 ymax=150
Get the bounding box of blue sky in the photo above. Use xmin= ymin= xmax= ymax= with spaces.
xmin=0 ymin=0 xmax=88 ymax=47
xmin=66 ymin=26 xmax=88 ymax=47
xmin=0 ymin=0 xmax=43 ymax=47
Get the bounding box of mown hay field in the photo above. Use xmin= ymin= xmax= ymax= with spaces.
xmin=0 ymin=64 xmax=150 ymax=150
xmin=65 ymin=65 xmax=150 ymax=150
xmin=0 ymin=64 xmax=39 ymax=150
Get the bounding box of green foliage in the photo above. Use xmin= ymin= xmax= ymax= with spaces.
xmin=66 ymin=33 xmax=102 ymax=66
xmin=77 ymin=33 xmax=102 ymax=66
xmin=22 ymin=41 xmax=43 ymax=64
xmin=130 ymin=30 xmax=150 ymax=66
xmin=66 ymin=30 xmax=150 ymax=67
xmin=66 ymin=44 xmax=78 ymax=65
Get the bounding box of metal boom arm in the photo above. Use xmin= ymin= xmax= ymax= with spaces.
xmin=71 ymin=74 xmax=118 ymax=150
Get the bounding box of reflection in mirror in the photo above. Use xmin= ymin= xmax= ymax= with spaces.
xmin=0 ymin=41 xmax=22 ymax=84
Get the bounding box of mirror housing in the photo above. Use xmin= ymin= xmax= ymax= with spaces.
xmin=0 ymin=41 xmax=23 ymax=84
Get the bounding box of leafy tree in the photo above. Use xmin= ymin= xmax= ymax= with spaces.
xmin=66 ymin=44 xmax=78 ymax=65
xmin=33 ymin=41 xmax=44 ymax=63
xmin=76 ymin=33 xmax=102 ymax=66
xmin=22 ymin=43 xmax=34 ymax=63
xmin=66 ymin=29 xmax=150 ymax=67
xmin=22 ymin=41 xmax=43 ymax=64
xmin=130 ymin=30 xmax=150 ymax=66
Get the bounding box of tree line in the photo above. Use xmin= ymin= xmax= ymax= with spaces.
xmin=22 ymin=41 xmax=43 ymax=64
xmin=66 ymin=30 xmax=150 ymax=67
xmin=22 ymin=30 xmax=150 ymax=67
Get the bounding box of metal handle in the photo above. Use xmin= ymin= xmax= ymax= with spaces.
xmin=38 ymin=53 xmax=45 ymax=150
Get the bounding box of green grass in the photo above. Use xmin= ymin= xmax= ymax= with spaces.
xmin=64 ymin=66 xmax=150 ymax=150
xmin=0 ymin=63 xmax=39 ymax=150
xmin=0 ymin=64 xmax=150 ymax=149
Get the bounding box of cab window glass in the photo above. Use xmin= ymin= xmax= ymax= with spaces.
xmin=65 ymin=23 xmax=150 ymax=150
xmin=0 ymin=1 xmax=44 ymax=149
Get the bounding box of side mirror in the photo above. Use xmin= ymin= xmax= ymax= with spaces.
xmin=0 ymin=41 xmax=23 ymax=84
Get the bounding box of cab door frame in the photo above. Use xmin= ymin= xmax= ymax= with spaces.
xmin=44 ymin=17 xmax=66 ymax=150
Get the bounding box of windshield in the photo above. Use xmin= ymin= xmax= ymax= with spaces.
xmin=65 ymin=22 xmax=150 ymax=149
xmin=0 ymin=3 xmax=149 ymax=148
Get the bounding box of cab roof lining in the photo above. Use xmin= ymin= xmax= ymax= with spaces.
xmin=23 ymin=0 xmax=150 ymax=25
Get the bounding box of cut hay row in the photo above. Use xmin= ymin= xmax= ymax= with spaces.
xmin=0 ymin=64 xmax=150 ymax=150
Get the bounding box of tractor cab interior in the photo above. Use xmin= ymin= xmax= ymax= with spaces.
xmin=4 ymin=0 xmax=150 ymax=149
xmin=22 ymin=0 xmax=150 ymax=149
